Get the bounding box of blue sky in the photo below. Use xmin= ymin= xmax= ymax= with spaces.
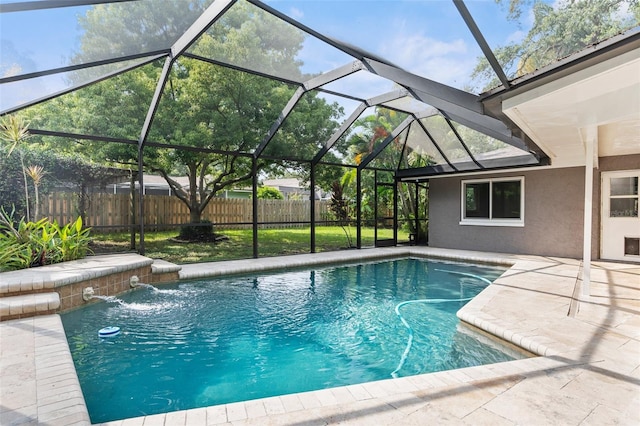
xmin=264 ymin=0 xmax=528 ymax=86
xmin=0 ymin=0 xmax=531 ymax=111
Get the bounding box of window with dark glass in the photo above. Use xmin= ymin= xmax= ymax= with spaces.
xmin=492 ymin=180 xmax=521 ymax=219
xmin=465 ymin=182 xmax=489 ymax=218
xmin=462 ymin=178 xmax=523 ymax=225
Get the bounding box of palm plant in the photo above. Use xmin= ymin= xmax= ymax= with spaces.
xmin=25 ymin=165 xmax=46 ymax=220
xmin=0 ymin=115 xmax=32 ymax=221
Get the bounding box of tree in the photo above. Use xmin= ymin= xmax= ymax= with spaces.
xmin=30 ymin=1 xmax=343 ymax=228
xmin=329 ymin=180 xmax=354 ymax=248
xmin=340 ymin=108 xmax=408 ymax=223
xmin=472 ymin=0 xmax=640 ymax=91
xmin=338 ymin=107 xmax=435 ymax=240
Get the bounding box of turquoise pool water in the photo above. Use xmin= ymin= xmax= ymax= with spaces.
xmin=62 ymin=258 xmax=522 ymax=423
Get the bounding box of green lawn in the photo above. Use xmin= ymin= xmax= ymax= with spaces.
xmin=91 ymin=226 xmax=409 ymax=264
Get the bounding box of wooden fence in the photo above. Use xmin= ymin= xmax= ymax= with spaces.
xmin=38 ymin=192 xmax=332 ymax=232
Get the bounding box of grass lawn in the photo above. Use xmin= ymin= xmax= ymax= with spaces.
xmin=91 ymin=226 xmax=409 ymax=264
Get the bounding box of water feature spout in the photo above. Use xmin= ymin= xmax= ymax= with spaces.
xmin=129 ymin=275 xmax=159 ymax=291
xmin=129 ymin=275 xmax=139 ymax=288
xmin=82 ymin=287 xmax=95 ymax=302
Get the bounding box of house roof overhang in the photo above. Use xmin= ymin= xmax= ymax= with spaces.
xmin=482 ymin=28 xmax=640 ymax=169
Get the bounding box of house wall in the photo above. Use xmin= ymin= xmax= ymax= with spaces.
xmin=429 ymin=167 xmax=586 ymax=258
xmin=428 ymin=154 xmax=640 ymax=258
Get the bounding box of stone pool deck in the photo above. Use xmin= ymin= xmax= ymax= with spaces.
xmin=1 ymin=247 xmax=638 ymax=425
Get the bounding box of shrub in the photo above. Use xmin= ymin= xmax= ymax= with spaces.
xmin=257 ymin=186 xmax=284 ymax=199
xmin=0 ymin=208 xmax=92 ymax=271
xmin=179 ymin=220 xmax=214 ymax=240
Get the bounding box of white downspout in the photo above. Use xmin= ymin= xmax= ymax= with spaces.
xmin=582 ymin=127 xmax=598 ymax=297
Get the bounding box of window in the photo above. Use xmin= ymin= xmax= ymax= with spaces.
xmin=461 ymin=177 xmax=524 ymax=226
xmin=609 ymin=176 xmax=638 ymax=218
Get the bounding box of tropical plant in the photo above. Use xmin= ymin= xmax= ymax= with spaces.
xmin=329 ymin=180 xmax=354 ymax=248
xmin=0 ymin=207 xmax=92 ymax=271
xmin=52 ymin=217 xmax=92 ymax=262
xmin=0 ymin=115 xmax=32 ymax=221
xmin=25 ymin=165 xmax=46 ymax=220
xmin=0 ymin=238 xmax=32 ymax=271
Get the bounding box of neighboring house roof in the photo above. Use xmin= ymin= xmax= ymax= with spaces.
xmin=143 ymin=175 xmax=190 ymax=188
xmin=111 ymin=175 xmax=190 ymax=189
xmin=262 ymin=178 xmax=306 ymax=189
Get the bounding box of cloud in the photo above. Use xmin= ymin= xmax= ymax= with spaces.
xmin=322 ymin=70 xmax=396 ymax=101
xmin=289 ymin=7 xmax=304 ymax=20
xmin=378 ymin=31 xmax=476 ymax=88
xmin=2 ymin=63 xmax=23 ymax=79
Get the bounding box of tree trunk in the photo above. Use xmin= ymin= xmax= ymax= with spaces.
xmin=19 ymin=151 xmax=30 ymax=222
xmin=187 ymin=163 xmax=202 ymax=224
xmin=33 ymin=182 xmax=39 ymax=220
xmin=189 ymin=208 xmax=202 ymax=224
xmin=77 ymin=183 xmax=88 ymax=225
xmin=398 ymin=184 xmax=416 ymax=235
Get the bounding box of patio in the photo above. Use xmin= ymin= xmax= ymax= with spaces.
xmin=1 ymin=247 xmax=638 ymax=425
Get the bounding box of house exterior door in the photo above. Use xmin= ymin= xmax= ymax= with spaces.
xmin=601 ymin=170 xmax=640 ymax=262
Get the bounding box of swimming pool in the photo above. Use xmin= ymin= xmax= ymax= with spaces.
xmin=62 ymin=257 xmax=525 ymax=423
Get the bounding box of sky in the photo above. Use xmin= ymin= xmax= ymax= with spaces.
xmin=265 ymin=0 xmax=528 ymax=93
xmin=0 ymin=0 xmax=531 ymax=112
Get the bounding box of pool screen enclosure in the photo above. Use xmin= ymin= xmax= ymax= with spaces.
xmin=2 ymin=0 xmax=636 ymax=257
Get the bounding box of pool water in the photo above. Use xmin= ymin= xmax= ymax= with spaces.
xmin=62 ymin=258 xmax=523 ymax=423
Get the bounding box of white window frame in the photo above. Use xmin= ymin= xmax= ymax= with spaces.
xmin=460 ymin=176 xmax=525 ymax=227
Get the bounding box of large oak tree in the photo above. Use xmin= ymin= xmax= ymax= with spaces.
xmin=29 ymin=0 xmax=343 ymax=224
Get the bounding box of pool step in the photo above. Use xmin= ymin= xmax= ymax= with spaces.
xmin=0 ymin=292 xmax=60 ymax=321
xmin=150 ymin=259 xmax=181 ymax=283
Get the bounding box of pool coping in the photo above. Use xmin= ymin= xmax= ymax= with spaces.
xmin=1 ymin=247 xmax=638 ymax=425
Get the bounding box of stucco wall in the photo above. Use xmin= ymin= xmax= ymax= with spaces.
xmin=429 ymin=167 xmax=586 ymax=258
xmin=428 ymin=154 xmax=640 ymax=258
